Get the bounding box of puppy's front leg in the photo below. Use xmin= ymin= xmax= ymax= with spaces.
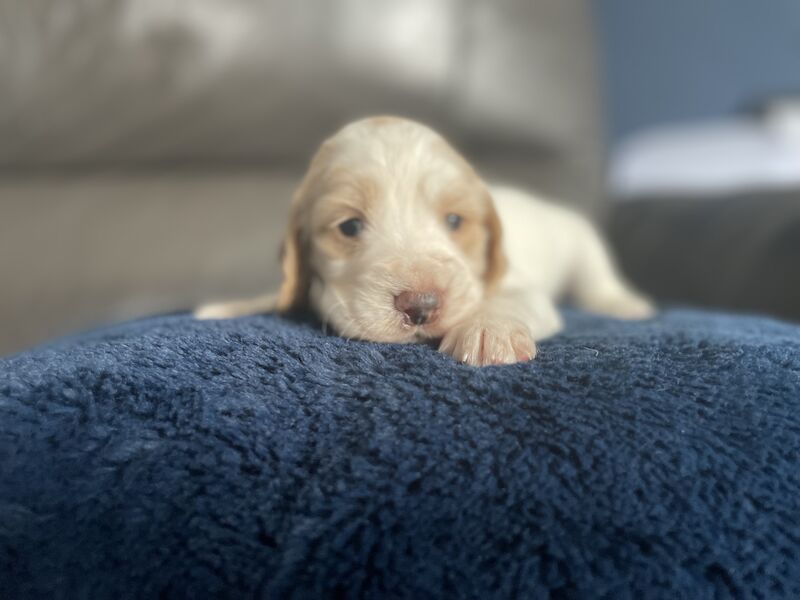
xmin=194 ymin=292 xmax=278 ymax=320
xmin=439 ymin=289 xmax=561 ymax=366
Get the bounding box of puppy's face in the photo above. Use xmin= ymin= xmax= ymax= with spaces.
xmin=277 ymin=117 xmax=506 ymax=343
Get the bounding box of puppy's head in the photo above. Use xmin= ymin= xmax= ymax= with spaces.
xmin=276 ymin=116 xmax=506 ymax=343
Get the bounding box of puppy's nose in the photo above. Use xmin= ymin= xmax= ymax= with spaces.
xmin=394 ymin=291 xmax=440 ymax=325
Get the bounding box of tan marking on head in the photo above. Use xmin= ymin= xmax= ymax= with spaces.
xmin=275 ymin=207 xmax=308 ymax=313
xmin=274 ymin=141 xmax=334 ymax=312
xmin=435 ymin=177 xmax=507 ymax=291
xmin=311 ymin=170 xmax=379 ymax=260
xmin=364 ymin=115 xmax=405 ymax=128
xmin=425 ymin=138 xmax=508 ymax=293
xmin=276 ymin=136 xmax=383 ymax=310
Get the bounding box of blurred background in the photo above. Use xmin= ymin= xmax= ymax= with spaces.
xmin=1 ymin=0 xmax=799 ymax=356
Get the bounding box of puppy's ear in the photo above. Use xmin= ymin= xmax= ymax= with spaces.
xmin=275 ymin=211 xmax=308 ymax=313
xmin=275 ymin=144 xmax=332 ymax=312
xmin=482 ymin=191 xmax=508 ymax=291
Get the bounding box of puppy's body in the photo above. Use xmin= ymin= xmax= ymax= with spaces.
xmin=197 ymin=117 xmax=652 ymax=365
xmin=492 ymin=185 xmax=652 ymax=330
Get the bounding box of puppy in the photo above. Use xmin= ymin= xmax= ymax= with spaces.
xmin=196 ymin=116 xmax=653 ymax=366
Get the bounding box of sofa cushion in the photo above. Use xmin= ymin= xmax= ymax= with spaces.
xmin=0 ymin=171 xmax=299 ymax=356
xmin=2 ymin=309 xmax=799 ymax=598
xmin=0 ymin=0 xmax=602 ymax=210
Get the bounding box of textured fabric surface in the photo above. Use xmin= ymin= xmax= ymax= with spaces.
xmin=2 ymin=310 xmax=800 ymax=598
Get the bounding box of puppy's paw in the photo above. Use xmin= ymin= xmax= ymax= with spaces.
xmin=194 ymin=302 xmax=238 ymax=320
xmin=439 ymin=318 xmax=536 ymax=366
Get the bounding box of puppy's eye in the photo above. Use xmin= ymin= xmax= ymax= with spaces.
xmin=338 ymin=217 xmax=363 ymax=238
xmin=445 ymin=213 xmax=462 ymax=231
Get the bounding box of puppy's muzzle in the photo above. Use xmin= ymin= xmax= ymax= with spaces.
xmin=394 ymin=291 xmax=441 ymax=326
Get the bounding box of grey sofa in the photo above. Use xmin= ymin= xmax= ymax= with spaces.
xmin=0 ymin=0 xmax=602 ymax=356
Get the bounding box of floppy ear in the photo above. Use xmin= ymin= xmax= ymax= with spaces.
xmin=274 ymin=210 xmax=308 ymax=313
xmin=275 ymin=141 xmax=335 ymax=313
xmin=482 ymin=191 xmax=508 ymax=291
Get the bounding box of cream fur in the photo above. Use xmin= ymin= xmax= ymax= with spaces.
xmin=196 ymin=116 xmax=654 ymax=366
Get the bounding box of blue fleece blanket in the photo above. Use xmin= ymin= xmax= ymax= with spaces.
xmin=1 ymin=310 xmax=799 ymax=599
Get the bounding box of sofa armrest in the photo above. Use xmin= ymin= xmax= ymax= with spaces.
xmin=608 ymin=190 xmax=800 ymax=322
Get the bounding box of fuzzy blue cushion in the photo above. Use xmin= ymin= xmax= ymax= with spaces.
xmin=2 ymin=310 xmax=800 ymax=598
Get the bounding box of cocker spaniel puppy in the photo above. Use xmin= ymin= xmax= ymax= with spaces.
xmin=196 ymin=116 xmax=653 ymax=365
